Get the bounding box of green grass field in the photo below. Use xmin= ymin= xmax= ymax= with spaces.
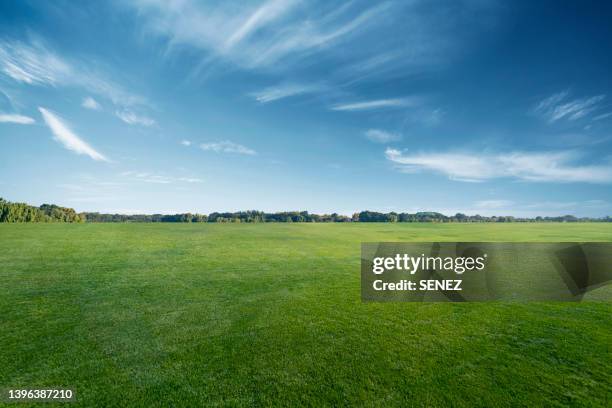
xmin=1 ymin=223 xmax=611 ymax=407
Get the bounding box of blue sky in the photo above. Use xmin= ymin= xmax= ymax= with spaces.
xmin=1 ymin=0 xmax=612 ymax=216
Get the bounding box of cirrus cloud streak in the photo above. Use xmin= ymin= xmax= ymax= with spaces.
xmin=385 ymin=148 xmax=612 ymax=184
xmin=331 ymin=98 xmax=416 ymax=111
xmin=39 ymin=107 xmax=109 ymax=162
xmin=200 ymin=140 xmax=256 ymax=155
xmin=0 ymin=113 xmax=35 ymax=124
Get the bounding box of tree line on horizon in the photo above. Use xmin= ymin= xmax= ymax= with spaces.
xmin=1 ymin=197 xmax=611 ymax=223
xmin=0 ymin=198 xmax=84 ymax=223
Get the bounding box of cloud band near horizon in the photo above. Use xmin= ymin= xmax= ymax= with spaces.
xmin=385 ymin=148 xmax=612 ymax=184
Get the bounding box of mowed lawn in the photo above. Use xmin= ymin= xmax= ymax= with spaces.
xmin=1 ymin=223 xmax=611 ymax=407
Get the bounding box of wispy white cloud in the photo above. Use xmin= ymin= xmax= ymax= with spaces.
xmin=250 ymin=83 xmax=320 ymax=103
xmin=180 ymin=140 xmax=192 ymax=146
xmin=0 ymin=87 xmax=15 ymax=109
xmin=331 ymin=98 xmax=416 ymax=111
xmin=121 ymin=172 xmax=171 ymax=184
xmin=385 ymin=148 xmax=612 ymax=183
xmin=364 ymin=129 xmax=400 ymax=143
xmin=533 ymin=91 xmax=606 ymax=123
xmin=81 ymin=72 xmax=147 ymax=108
xmin=0 ymin=112 xmax=35 ymax=124
xmin=200 ymin=140 xmax=256 ymax=155
xmin=251 ymin=3 xmax=391 ymax=68
xmin=593 ymin=112 xmax=612 ymax=121
xmin=82 ymin=96 xmax=101 ymax=110
xmin=38 ymin=107 xmax=109 ymax=162
xmin=120 ymin=171 xmax=204 ymax=184
xmin=223 ymin=0 xmax=298 ymax=50
xmin=386 ymin=149 xmax=495 ymax=182
xmin=534 ymin=91 xmax=568 ymax=113
xmin=115 ymin=110 xmax=155 ymax=127
xmin=0 ymin=39 xmax=71 ymax=85
xmin=0 ymin=39 xmax=149 ymax=109
xmin=128 ymin=0 xmax=390 ymax=69
xmin=340 ymin=51 xmax=399 ymax=77
xmin=178 ymin=177 xmax=203 ymax=183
